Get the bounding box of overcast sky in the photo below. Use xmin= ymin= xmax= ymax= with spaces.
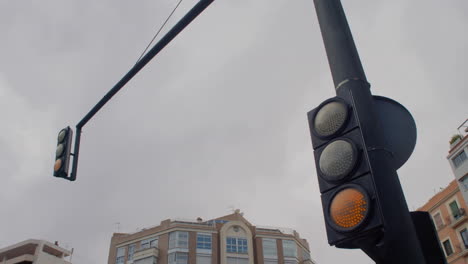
xmin=1 ymin=0 xmax=467 ymax=263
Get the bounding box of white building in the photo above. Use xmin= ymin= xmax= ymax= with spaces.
xmin=448 ymin=119 xmax=468 ymax=206
xmin=0 ymin=239 xmax=72 ymax=264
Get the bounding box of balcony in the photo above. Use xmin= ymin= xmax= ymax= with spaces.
xmin=4 ymin=254 xmax=34 ymax=264
xmin=449 ymin=208 xmax=467 ymax=228
xmin=460 ymin=245 xmax=468 ymax=258
xmin=133 ymin=247 xmax=159 ymax=262
xmin=454 ymin=244 xmax=468 ymax=259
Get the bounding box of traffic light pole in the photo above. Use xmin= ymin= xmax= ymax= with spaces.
xmin=313 ymin=0 xmax=426 ymax=263
xmin=69 ymin=0 xmax=214 ymax=181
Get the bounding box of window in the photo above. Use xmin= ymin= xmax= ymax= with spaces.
xmin=134 ymin=256 xmax=157 ymax=264
xmin=262 ymin=238 xmax=277 ymax=259
xmin=453 ymin=150 xmax=467 ymax=168
xmin=141 ymin=237 xmax=158 ymax=249
xmin=197 ymin=233 xmax=212 ymax=250
xmin=282 ymin=240 xmax=297 ymax=258
xmin=449 ymin=200 xmax=463 ymax=219
xmin=116 ymin=247 xmax=125 ymax=264
xmin=460 ymin=176 xmax=468 ymax=191
xmin=264 ymin=260 xmax=278 ymax=264
xmin=443 ymin=239 xmax=454 ymax=256
xmin=284 ymin=260 xmax=298 ymax=264
xmin=226 ymin=237 xmax=248 ymax=253
xmin=227 ymin=257 xmax=248 ymax=264
xmin=302 ymin=250 xmax=311 ymax=260
xmin=169 ymin=231 xmax=189 ymax=250
xmin=196 ymin=255 xmax=211 ymax=264
xmin=128 ymin=244 xmax=136 ymax=260
xmin=168 ymin=252 xmax=188 ymax=264
xmin=206 ymin=220 xmax=229 ymax=225
xmin=433 ymin=212 xmax=444 ymax=229
xmin=461 ymin=228 xmax=468 ymax=249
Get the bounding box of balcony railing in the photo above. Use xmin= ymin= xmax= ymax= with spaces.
xmin=454 ymin=244 xmax=468 ymax=258
xmin=170 ymin=219 xmax=215 ymax=228
xmin=448 ymin=208 xmax=467 ymax=228
xmin=133 ymin=247 xmax=159 ymax=262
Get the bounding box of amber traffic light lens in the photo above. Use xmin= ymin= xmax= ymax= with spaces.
xmin=329 ymin=187 xmax=369 ymax=231
xmin=319 ymin=139 xmax=358 ymax=181
xmin=314 ymin=101 xmax=348 ymax=138
xmin=58 ymin=129 xmax=67 ymax=143
xmin=54 ymin=159 xmax=63 ymax=172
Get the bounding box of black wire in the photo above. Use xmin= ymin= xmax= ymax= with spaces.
xmin=136 ymin=0 xmax=184 ymax=64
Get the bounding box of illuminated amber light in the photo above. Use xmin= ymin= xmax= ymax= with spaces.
xmin=54 ymin=159 xmax=62 ymax=172
xmin=330 ymin=188 xmax=368 ymax=230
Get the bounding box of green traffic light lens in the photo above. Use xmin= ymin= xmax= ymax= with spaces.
xmin=314 ymin=101 xmax=348 ymax=138
xmin=58 ymin=129 xmax=67 ymax=143
xmin=319 ymin=139 xmax=358 ymax=182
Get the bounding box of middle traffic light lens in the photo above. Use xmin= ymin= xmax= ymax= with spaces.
xmin=56 ymin=144 xmax=65 ymax=157
xmin=319 ymin=139 xmax=358 ymax=181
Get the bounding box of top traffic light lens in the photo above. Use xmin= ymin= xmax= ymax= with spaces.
xmin=57 ymin=129 xmax=67 ymax=143
xmin=314 ymin=100 xmax=348 ymax=138
xmin=329 ymin=186 xmax=369 ymax=231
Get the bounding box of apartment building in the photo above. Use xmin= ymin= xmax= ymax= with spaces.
xmin=107 ymin=211 xmax=316 ymax=264
xmin=419 ymin=180 xmax=468 ymax=263
xmin=0 ymin=239 xmax=72 ymax=264
xmin=448 ymin=119 xmax=468 ymax=205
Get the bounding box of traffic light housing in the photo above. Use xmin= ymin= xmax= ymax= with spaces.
xmin=54 ymin=126 xmax=73 ymax=179
xmin=308 ymin=94 xmax=383 ymax=248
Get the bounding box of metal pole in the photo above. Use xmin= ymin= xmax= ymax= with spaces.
xmin=313 ymin=0 xmax=367 ymax=89
xmin=70 ymin=127 xmax=81 ymax=181
xmin=69 ymin=0 xmax=215 ymax=180
xmin=313 ymin=0 xmax=426 ymax=263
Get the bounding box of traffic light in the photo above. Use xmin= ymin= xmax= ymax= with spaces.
xmin=307 ymin=94 xmax=383 ymax=248
xmin=54 ymin=126 xmax=73 ymax=179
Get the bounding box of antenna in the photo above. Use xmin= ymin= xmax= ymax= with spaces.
xmin=70 ymin=248 xmax=74 ymax=262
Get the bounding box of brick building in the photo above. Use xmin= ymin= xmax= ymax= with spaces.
xmin=107 ymin=211 xmax=316 ymax=264
xmin=419 ymin=180 xmax=468 ymax=263
xmin=447 ymin=119 xmax=468 ymax=206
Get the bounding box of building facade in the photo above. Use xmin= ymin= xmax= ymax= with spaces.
xmin=0 ymin=239 xmax=72 ymax=264
xmin=448 ymin=120 xmax=468 ymax=205
xmin=419 ymin=180 xmax=468 ymax=263
xmin=108 ymin=211 xmax=316 ymax=264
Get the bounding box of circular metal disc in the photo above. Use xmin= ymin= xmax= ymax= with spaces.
xmin=374 ymin=96 xmax=417 ymax=169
